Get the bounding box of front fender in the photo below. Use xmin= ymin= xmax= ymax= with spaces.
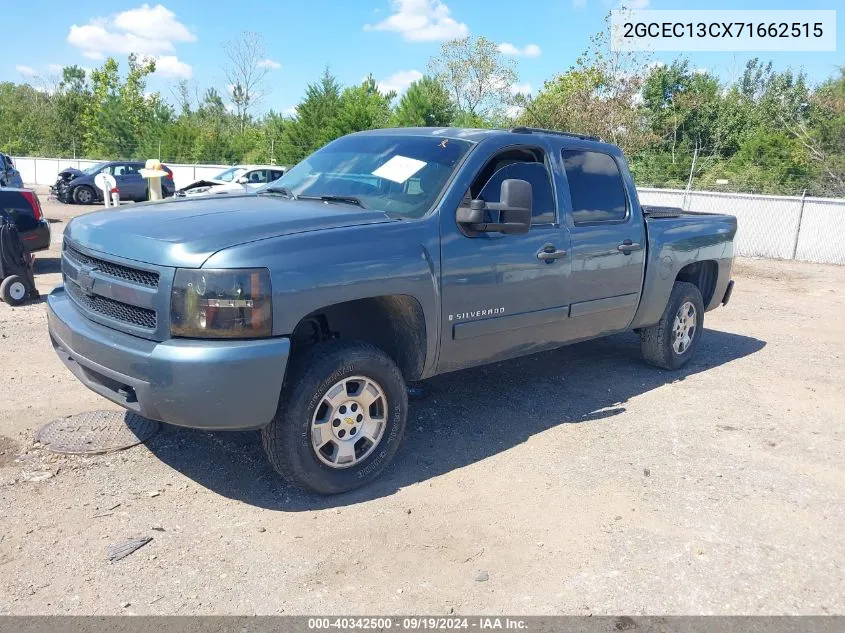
xmin=202 ymin=215 xmax=442 ymax=378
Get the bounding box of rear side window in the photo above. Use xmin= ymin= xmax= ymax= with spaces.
xmin=0 ymin=192 xmax=36 ymax=231
xmin=561 ymin=150 xmax=627 ymax=224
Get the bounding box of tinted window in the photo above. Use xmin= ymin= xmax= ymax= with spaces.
xmin=0 ymin=191 xmax=36 ymax=231
xmin=561 ymin=150 xmax=627 ymax=224
xmin=478 ymin=161 xmax=556 ymax=224
xmin=270 ymin=170 xmax=285 ymax=181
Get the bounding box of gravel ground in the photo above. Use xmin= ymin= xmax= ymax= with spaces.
xmin=0 ymin=192 xmax=843 ymax=615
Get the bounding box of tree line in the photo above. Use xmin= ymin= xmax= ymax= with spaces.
xmin=1 ymin=26 xmax=843 ymax=197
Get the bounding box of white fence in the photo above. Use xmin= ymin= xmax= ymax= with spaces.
xmin=10 ymin=156 xmax=227 ymax=190
xmin=10 ymin=156 xmax=845 ymax=265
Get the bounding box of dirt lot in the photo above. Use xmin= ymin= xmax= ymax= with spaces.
xmin=1 ymin=193 xmax=844 ymax=615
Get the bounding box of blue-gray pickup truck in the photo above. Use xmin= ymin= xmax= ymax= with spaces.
xmin=47 ymin=127 xmax=737 ymax=493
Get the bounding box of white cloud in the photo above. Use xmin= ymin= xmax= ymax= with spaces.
xmin=16 ymin=65 xmax=37 ymax=76
xmin=283 ymin=105 xmax=298 ymax=117
xmin=377 ymin=69 xmax=423 ymax=94
xmin=364 ymin=0 xmax=469 ymax=42
xmin=68 ymin=23 xmax=176 ymax=55
xmin=112 ymin=4 xmax=196 ymax=43
xmin=511 ymin=82 xmax=533 ymax=96
xmin=67 ymin=4 xmax=195 ymax=63
xmin=625 ymin=0 xmax=650 ymax=7
xmin=154 ymin=55 xmax=192 ymax=79
xmin=572 ymin=0 xmax=587 ymax=7
xmin=46 ymin=64 xmax=64 ymax=74
xmin=694 ymin=67 xmax=709 ymax=75
xmin=498 ymin=42 xmax=541 ymax=57
xmin=257 ymin=59 xmax=282 ymax=70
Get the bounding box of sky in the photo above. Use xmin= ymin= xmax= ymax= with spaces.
xmin=3 ymin=0 xmax=842 ymax=115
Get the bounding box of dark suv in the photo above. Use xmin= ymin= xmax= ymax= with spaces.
xmin=54 ymin=161 xmax=175 ymax=204
xmin=0 ymin=187 xmax=50 ymax=251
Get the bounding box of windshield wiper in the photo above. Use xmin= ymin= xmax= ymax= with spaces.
xmin=258 ymin=185 xmax=297 ymax=199
xmin=299 ymin=195 xmax=367 ymax=209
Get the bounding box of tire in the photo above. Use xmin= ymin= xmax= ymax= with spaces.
xmin=72 ymin=185 xmax=96 ymax=205
xmin=640 ymin=281 xmax=704 ymax=370
xmin=1 ymin=275 xmax=28 ymax=306
xmin=261 ymin=340 xmax=408 ymax=494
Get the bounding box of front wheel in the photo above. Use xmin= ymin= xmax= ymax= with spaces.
xmin=261 ymin=341 xmax=408 ymax=494
xmin=640 ymin=281 xmax=704 ymax=370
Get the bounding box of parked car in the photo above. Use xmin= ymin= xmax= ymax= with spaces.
xmin=0 ymin=187 xmax=50 ymax=251
xmin=177 ymin=164 xmax=286 ymax=197
xmin=53 ymin=161 xmax=175 ymax=204
xmin=0 ymin=153 xmax=24 ymax=188
xmin=47 ymin=126 xmax=737 ymax=494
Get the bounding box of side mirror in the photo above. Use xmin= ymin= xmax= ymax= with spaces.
xmin=236 ymin=175 xmax=249 ymax=184
xmin=456 ymin=179 xmax=532 ymax=235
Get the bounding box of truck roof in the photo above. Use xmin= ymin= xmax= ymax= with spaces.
xmin=350 ymin=126 xmax=622 ymax=153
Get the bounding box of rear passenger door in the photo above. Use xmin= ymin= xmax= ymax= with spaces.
xmin=560 ymin=148 xmax=646 ymax=338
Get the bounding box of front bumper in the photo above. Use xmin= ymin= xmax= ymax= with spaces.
xmin=47 ymin=286 xmax=290 ymax=430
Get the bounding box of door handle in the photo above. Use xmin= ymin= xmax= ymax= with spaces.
xmin=537 ymin=244 xmax=567 ymax=261
xmin=617 ymin=240 xmax=642 ymax=253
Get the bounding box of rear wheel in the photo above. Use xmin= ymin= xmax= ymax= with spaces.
xmin=73 ymin=185 xmax=96 ymax=205
xmin=261 ymin=341 xmax=408 ymax=494
xmin=640 ymin=281 xmax=704 ymax=370
xmin=1 ymin=275 xmax=28 ymax=306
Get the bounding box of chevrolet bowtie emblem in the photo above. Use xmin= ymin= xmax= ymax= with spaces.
xmin=77 ymin=265 xmax=96 ymax=296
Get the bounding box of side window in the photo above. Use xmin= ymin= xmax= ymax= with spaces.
xmin=469 ymin=148 xmax=556 ymax=225
xmin=247 ymin=169 xmax=269 ymax=184
xmin=561 ymin=150 xmax=627 ymax=224
xmin=112 ymin=164 xmax=127 ymax=177
xmin=123 ymin=164 xmax=141 ymax=175
xmin=270 ymin=170 xmax=285 ymax=181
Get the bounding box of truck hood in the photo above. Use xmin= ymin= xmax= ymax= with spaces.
xmin=64 ymin=194 xmax=393 ymax=268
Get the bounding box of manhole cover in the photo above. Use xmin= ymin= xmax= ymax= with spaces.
xmin=36 ymin=410 xmax=160 ymax=455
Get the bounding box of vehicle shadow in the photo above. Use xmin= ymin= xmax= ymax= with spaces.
xmin=144 ymin=329 xmax=765 ymax=511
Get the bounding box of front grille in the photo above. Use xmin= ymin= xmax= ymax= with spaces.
xmin=66 ymin=278 xmax=157 ymax=329
xmin=65 ymin=244 xmax=159 ymax=288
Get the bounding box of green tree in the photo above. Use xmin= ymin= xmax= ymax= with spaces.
xmin=279 ymin=68 xmax=342 ymax=163
xmin=392 ymin=76 xmax=454 ymax=127
xmin=331 ymin=75 xmax=395 ymax=137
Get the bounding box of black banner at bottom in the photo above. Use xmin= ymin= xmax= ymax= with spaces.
xmin=0 ymin=616 xmax=842 ymax=633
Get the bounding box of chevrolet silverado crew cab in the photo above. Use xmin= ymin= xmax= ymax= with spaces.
xmin=47 ymin=127 xmax=737 ymax=494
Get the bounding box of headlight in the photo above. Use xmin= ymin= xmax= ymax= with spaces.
xmin=170 ymin=268 xmax=272 ymax=338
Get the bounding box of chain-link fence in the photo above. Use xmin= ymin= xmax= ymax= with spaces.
xmin=638 ymin=188 xmax=845 ymax=265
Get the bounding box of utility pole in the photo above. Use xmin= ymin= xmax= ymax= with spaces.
xmin=683 ymin=146 xmax=699 ymax=211
xmin=270 ymin=138 xmax=275 ymax=165
xmin=158 ymin=139 xmax=162 ymax=161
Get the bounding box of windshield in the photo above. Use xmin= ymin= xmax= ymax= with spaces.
xmin=214 ymin=167 xmax=246 ymax=182
xmin=264 ymin=134 xmax=473 ymax=219
xmin=82 ymin=162 xmax=108 ymax=176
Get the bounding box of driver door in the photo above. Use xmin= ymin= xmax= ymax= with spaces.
xmin=437 ymin=137 xmax=573 ymax=374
